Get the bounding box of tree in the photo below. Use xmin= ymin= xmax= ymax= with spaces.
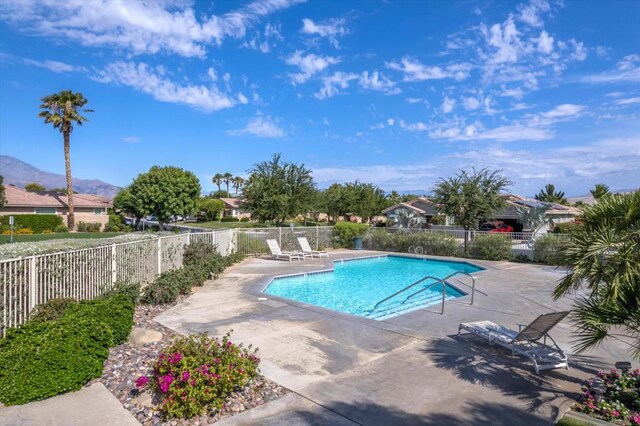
xmin=210 ymin=189 xmax=230 ymax=198
xmin=392 ymin=207 xmax=423 ymax=228
xmin=212 ymin=173 xmax=223 ymax=192
xmin=553 ymin=191 xmax=640 ymax=359
xmin=386 ymin=190 xmax=402 ymax=206
xmin=231 ymin=176 xmax=244 ymax=197
xmin=590 ymin=183 xmax=610 ymax=201
xmin=515 ymin=204 xmax=550 ymax=234
xmin=0 ymin=176 xmax=5 ymax=209
xmin=197 ymin=197 xmax=224 ymax=221
xmin=113 ymin=186 xmax=146 ymax=229
xmin=39 ymin=90 xmax=92 ymax=229
xmin=432 ymin=168 xmax=512 ymax=252
xmin=223 ymin=172 xmax=233 ymax=195
xmin=535 ymin=183 xmax=567 ymax=204
xmin=344 ymin=181 xmax=386 ymax=223
xmin=242 ymin=154 xmax=315 ymax=226
xmin=129 ymin=166 xmax=201 ymax=230
xmin=24 ymin=182 xmax=46 ymax=192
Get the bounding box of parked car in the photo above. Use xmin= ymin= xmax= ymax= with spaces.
xmin=479 ymin=221 xmax=513 ymax=233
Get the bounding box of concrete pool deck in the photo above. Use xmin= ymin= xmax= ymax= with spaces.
xmin=156 ymin=250 xmax=630 ymax=425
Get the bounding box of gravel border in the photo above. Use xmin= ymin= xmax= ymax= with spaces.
xmin=92 ymin=298 xmax=288 ymax=425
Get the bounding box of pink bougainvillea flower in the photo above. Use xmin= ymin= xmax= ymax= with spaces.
xmin=135 ymin=376 xmax=149 ymax=388
xmin=181 ymin=371 xmax=190 ymax=382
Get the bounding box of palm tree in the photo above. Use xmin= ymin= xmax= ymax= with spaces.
xmin=534 ymin=183 xmax=567 ymax=205
xmin=553 ymin=190 xmax=640 ymax=359
xmin=590 ymin=183 xmax=610 ymax=201
xmin=39 ymin=91 xmax=92 ymax=229
xmin=212 ymin=173 xmax=223 ymax=192
xmin=232 ymin=176 xmax=244 ymax=197
xmin=223 ymin=172 xmax=233 ymax=196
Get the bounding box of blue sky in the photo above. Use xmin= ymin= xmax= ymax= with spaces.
xmin=0 ymin=0 xmax=638 ymax=196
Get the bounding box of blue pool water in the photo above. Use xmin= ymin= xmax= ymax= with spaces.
xmin=264 ymin=255 xmax=483 ymax=320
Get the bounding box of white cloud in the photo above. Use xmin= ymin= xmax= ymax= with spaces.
xmin=237 ymin=93 xmax=249 ymax=104
xmin=93 ymin=61 xmax=235 ymax=112
xmin=227 ymin=116 xmax=285 ymax=138
xmin=358 ymin=71 xmax=400 ymax=95
xmin=461 ymin=96 xmax=481 ymax=110
xmin=387 ymin=118 xmax=395 ymax=126
xmin=301 ymin=17 xmax=348 ymax=48
xmin=536 ymin=30 xmax=554 ymax=54
xmin=0 ymin=0 xmax=303 ymax=58
xmin=285 ymin=50 xmax=340 ymax=84
xmin=23 ymin=58 xmax=86 ymax=73
xmin=582 ymin=54 xmax=640 ymax=83
xmin=442 ymin=96 xmax=456 ymax=113
xmin=122 ymin=136 xmax=140 ymax=144
xmin=406 ymin=97 xmax=426 ymax=104
xmin=517 ymin=0 xmax=551 ymax=28
xmin=386 ymin=57 xmax=472 ymax=81
xmin=315 ymin=72 xmax=358 ymax=99
xmin=614 ymin=97 xmax=640 ymax=106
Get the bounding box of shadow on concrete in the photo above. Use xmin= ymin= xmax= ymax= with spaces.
xmin=273 ymin=399 xmax=552 ymax=426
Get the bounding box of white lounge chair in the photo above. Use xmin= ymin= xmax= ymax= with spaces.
xmin=297 ymin=236 xmax=328 ymax=258
xmin=265 ymin=239 xmax=306 ymax=261
xmin=458 ymin=311 xmax=569 ymax=374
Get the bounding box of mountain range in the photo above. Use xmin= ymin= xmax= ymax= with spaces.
xmin=0 ymin=155 xmax=120 ymax=198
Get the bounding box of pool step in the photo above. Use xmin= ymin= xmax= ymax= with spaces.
xmin=365 ymin=292 xmax=454 ymax=320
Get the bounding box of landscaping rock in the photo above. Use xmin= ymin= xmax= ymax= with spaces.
xmin=128 ymin=327 xmax=163 ymax=346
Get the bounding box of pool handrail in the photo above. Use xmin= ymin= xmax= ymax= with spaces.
xmin=402 ymin=271 xmax=476 ymax=305
xmin=372 ymin=275 xmax=446 ymax=311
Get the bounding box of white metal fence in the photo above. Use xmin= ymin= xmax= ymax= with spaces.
xmin=236 ymin=226 xmax=334 ymax=256
xmin=0 ymin=230 xmax=235 ymax=334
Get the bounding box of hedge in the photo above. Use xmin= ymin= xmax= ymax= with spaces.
xmin=333 ymin=222 xmax=369 ymax=247
xmin=469 ymin=234 xmax=512 ymax=260
xmin=0 ymin=214 xmax=63 ymax=234
xmin=364 ymin=229 xmax=459 ymax=256
xmin=533 ymin=235 xmax=568 ymax=265
xmin=0 ymin=293 xmax=134 ymax=405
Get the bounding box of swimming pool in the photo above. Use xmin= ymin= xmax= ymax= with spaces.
xmin=264 ymin=255 xmax=484 ymax=320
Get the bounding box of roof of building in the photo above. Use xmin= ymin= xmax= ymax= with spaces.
xmin=1 ymin=185 xmax=112 ymax=209
xmin=219 ymin=197 xmax=243 ymax=209
xmin=381 ymin=202 xmax=427 ymax=215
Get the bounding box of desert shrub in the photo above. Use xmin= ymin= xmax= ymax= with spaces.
xmin=533 ymin=235 xmax=568 ymax=265
xmin=333 ymin=222 xmax=369 ymax=247
xmin=0 ymin=293 xmax=134 ymax=405
xmin=136 ymin=332 xmax=259 ymax=419
xmin=0 ymin=214 xmax=62 ymax=234
xmin=553 ymin=221 xmax=581 ymax=234
xmin=107 ymin=281 xmax=142 ymax=305
xmin=29 ymin=298 xmax=78 ymax=323
xmin=183 ymin=241 xmax=218 ymax=265
xmin=364 ymin=228 xmax=395 ymax=250
xmin=364 ymin=229 xmax=459 ymax=256
xmin=76 ymin=222 xmax=102 ymax=232
xmin=469 ymin=234 xmax=511 ymax=260
xmin=220 ymin=217 xmax=239 ymax=222
xmin=54 ymin=224 xmax=69 ymax=233
xmin=142 ymin=270 xmax=192 ymax=305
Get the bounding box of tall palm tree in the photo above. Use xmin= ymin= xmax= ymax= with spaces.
xmin=534 ymin=183 xmax=567 ymax=205
xmin=223 ymin=172 xmax=233 ymax=196
xmin=212 ymin=173 xmax=223 ymax=192
xmin=590 ymin=183 xmax=611 ymax=201
xmin=232 ymin=176 xmax=244 ymax=197
xmin=39 ymin=91 xmax=92 ymax=229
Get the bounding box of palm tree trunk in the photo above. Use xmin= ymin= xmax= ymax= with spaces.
xmin=64 ymin=131 xmax=75 ymax=229
xmin=226 ymin=181 xmax=230 ymax=196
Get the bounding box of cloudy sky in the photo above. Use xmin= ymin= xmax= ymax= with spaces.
xmin=0 ymin=0 xmax=638 ymax=196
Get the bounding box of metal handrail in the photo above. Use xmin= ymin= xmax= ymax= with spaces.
xmin=373 ymin=275 xmax=445 ymax=310
xmin=414 ymin=246 xmax=424 ymax=256
xmin=403 ymin=271 xmax=476 ymax=305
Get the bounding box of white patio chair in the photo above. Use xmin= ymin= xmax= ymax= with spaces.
xmin=265 ymin=239 xmax=306 ymax=261
xmin=296 ymin=236 xmax=328 ymax=258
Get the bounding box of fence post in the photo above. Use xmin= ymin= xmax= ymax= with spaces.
xmin=279 ymin=227 xmax=282 ymax=248
xmin=212 ymin=231 xmax=216 ymax=249
xmin=29 ymin=256 xmax=37 ymax=313
xmin=316 ymin=225 xmax=319 ymax=250
xmin=111 ymin=244 xmax=117 ymax=284
xmin=157 ymin=237 xmax=162 ymax=275
xmin=187 ymin=232 xmax=191 ymax=245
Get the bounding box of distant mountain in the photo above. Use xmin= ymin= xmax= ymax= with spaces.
xmin=0 ymin=155 xmax=120 ymax=198
xmin=567 ymin=188 xmax=636 ymax=205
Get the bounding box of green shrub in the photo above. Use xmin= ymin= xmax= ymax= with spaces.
xmin=469 ymin=234 xmax=511 ymax=260
xmin=240 ymin=217 xmax=250 ymax=222
xmin=183 ymin=241 xmax=219 ymax=265
xmin=220 ymin=216 xmax=239 ymax=222
xmin=29 ymin=298 xmax=78 ymax=323
xmin=103 ymin=213 xmax=131 ymax=232
xmin=533 ymin=235 xmax=567 ymax=265
xmin=364 ymin=229 xmax=459 ymax=256
xmin=0 ymin=293 xmax=134 ymax=405
xmin=333 ymin=222 xmax=369 ymax=247
xmin=76 ymin=222 xmax=102 ymax=232
xmin=137 ymin=332 xmax=259 ymax=418
xmin=0 ymin=214 xmax=62 ymax=234
xmin=54 ymin=224 xmax=69 ymax=233
xmin=106 ymin=281 xmax=142 ymax=305
xmin=553 ymin=221 xmax=581 ymax=234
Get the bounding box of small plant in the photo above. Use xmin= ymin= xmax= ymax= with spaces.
xmin=333 ymin=222 xmax=369 ymax=247
xmin=575 ymin=368 xmax=640 ymax=424
xmin=54 ymin=224 xmax=69 ymax=233
xmin=469 ymin=234 xmax=511 ymax=260
xmin=136 ymin=332 xmax=260 ymax=419
xmin=16 ymin=228 xmax=34 ymax=235
xmin=29 ymin=298 xmax=78 ymax=323
xmin=183 ymin=242 xmax=219 ymax=265
xmin=533 ymin=235 xmax=567 ymax=265
xmin=76 ymin=222 xmax=102 ymax=232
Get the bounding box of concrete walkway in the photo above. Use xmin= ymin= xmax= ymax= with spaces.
xmin=156 ymin=251 xmax=630 ymax=426
xmin=0 ymin=383 xmax=139 ymax=426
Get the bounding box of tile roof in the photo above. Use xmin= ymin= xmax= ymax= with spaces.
xmin=2 ymin=185 xmax=112 ymax=209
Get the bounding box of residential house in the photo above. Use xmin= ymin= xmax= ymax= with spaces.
xmin=382 ymin=197 xmax=441 ymax=228
xmin=1 ymin=185 xmax=112 ymax=230
xmin=219 ymin=197 xmax=251 ymax=219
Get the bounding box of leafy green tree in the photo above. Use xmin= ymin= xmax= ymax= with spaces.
xmin=535 ymin=183 xmax=567 ymax=204
xmin=212 ymin=173 xmax=223 ymax=192
xmin=386 ymin=190 xmax=402 ymax=206
xmin=231 ymin=176 xmax=244 ymax=197
xmin=392 ymin=207 xmax=423 ymax=228
xmin=0 ymin=176 xmax=5 ymax=209
xmin=322 ymin=183 xmax=348 ymax=222
xmin=24 ymin=182 xmax=46 ymax=192
xmin=590 ymin=183 xmax=611 ymax=201
xmin=432 ymin=168 xmax=511 ymax=252
xmin=129 ymin=166 xmax=201 ymax=230
xmin=210 ymin=189 xmax=230 ymax=198
xmin=223 ymin=172 xmax=233 ymax=196
xmin=553 ymin=191 xmax=640 ymax=359
xmin=113 ymin=186 xmax=146 ymax=229
xmin=242 ymin=154 xmax=315 ymax=226
xmin=197 ymin=197 xmax=224 ymax=221
xmin=39 ymin=90 xmax=93 ymax=229
xmin=344 ymin=181 xmax=386 ymax=223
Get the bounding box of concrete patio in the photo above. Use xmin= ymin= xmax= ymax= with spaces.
xmin=156 ymin=250 xmax=630 ymax=425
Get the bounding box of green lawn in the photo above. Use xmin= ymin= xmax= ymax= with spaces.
xmin=0 ymin=232 xmax=124 ymax=244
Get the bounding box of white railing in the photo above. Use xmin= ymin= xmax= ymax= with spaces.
xmin=236 ymin=226 xmax=334 ymax=256
xmin=0 ymin=230 xmax=234 ymax=335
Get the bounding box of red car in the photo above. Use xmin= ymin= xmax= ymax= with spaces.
xmin=479 ymin=221 xmax=513 ymax=233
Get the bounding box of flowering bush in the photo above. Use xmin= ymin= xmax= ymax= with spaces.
xmin=137 ymin=332 xmax=260 ymax=419
xmin=576 ymin=368 xmax=640 ymax=424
